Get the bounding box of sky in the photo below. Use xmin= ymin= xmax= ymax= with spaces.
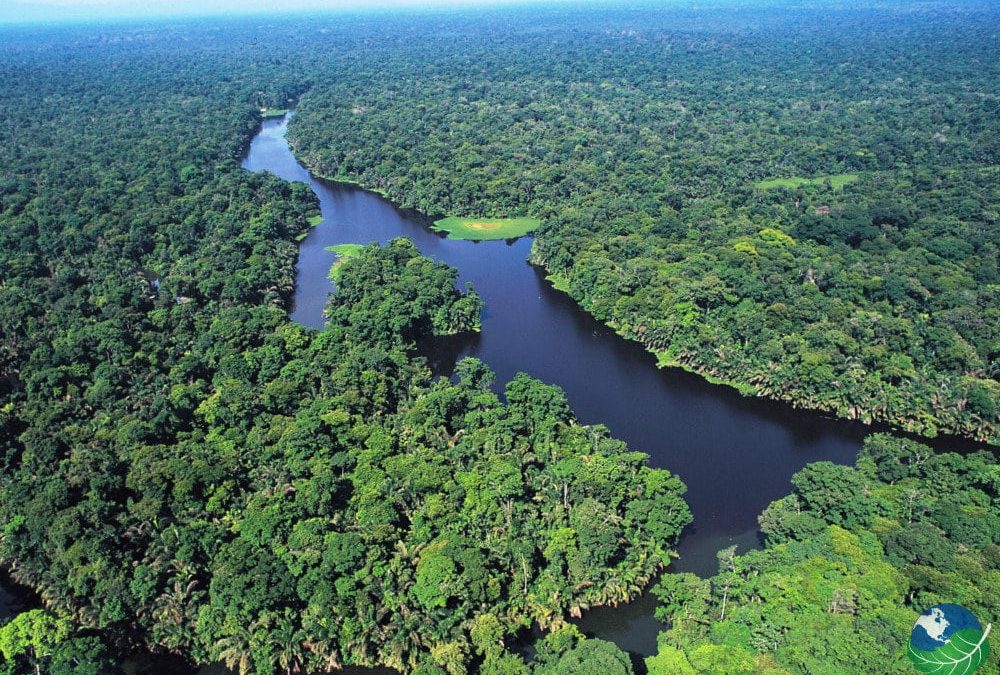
xmin=0 ymin=0 xmax=565 ymax=24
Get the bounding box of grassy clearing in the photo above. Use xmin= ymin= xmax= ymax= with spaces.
xmin=756 ymin=173 xmax=859 ymax=190
xmin=325 ymin=244 xmax=367 ymax=281
xmin=432 ymin=216 xmax=541 ymax=241
xmin=261 ymin=108 xmax=288 ymax=119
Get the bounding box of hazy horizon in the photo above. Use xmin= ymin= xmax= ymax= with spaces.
xmin=1 ymin=0 xmax=603 ymax=25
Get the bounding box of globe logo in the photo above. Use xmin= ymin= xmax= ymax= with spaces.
xmin=908 ymin=604 xmax=991 ymax=674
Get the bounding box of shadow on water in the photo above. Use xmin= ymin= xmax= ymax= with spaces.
xmin=0 ymin=570 xmax=40 ymax=623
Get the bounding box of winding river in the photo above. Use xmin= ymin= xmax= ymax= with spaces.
xmin=0 ymin=112 xmax=956 ymax=673
xmin=239 ymin=114 xmax=871 ymax=665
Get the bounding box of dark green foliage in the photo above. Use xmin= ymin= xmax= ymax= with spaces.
xmin=543 ymin=639 xmax=633 ymax=675
xmin=789 ymin=462 xmax=878 ymax=530
xmin=1 ymin=6 xmax=996 ymax=674
xmin=325 ymin=238 xmax=483 ymax=343
xmin=531 ymin=625 xmax=633 ymax=675
xmin=883 ymin=522 xmax=956 ymax=571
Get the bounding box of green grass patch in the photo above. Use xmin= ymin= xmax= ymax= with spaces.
xmin=756 ymin=173 xmax=859 ymax=190
xmin=432 ymin=216 xmax=541 ymax=241
xmin=261 ymin=108 xmax=288 ymax=119
xmin=296 ymin=216 xmax=324 ymax=241
xmin=325 ymin=244 xmax=367 ymax=281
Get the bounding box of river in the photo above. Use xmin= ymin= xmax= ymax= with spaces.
xmin=0 ymin=112 xmax=935 ymax=673
xmin=239 ymin=114 xmax=873 ymax=665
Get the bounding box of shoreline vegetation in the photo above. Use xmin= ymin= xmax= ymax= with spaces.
xmin=528 ymin=245 xmax=996 ymax=444
xmin=643 ymin=433 xmax=999 ymax=674
xmin=286 ymin=8 xmax=998 ymax=446
xmin=0 ymin=7 xmax=997 ymax=675
xmin=295 ymin=213 xmax=325 ymax=240
xmin=432 ymin=216 xmax=542 ymax=241
xmin=288 ymin=134 xmax=997 ymax=444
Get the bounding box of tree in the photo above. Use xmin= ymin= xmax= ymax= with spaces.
xmin=0 ymin=610 xmax=72 ymax=675
xmin=541 ymin=639 xmax=634 ymax=675
xmin=790 ymin=462 xmax=878 ymax=529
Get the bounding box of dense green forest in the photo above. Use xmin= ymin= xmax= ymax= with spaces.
xmin=0 ymin=21 xmax=690 ymax=674
xmin=644 ymin=434 xmax=999 ymax=674
xmin=1 ymin=4 xmax=998 ymax=674
xmin=288 ymin=2 xmax=1000 ymax=444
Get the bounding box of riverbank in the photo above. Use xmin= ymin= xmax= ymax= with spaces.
xmin=284 ymin=143 xmax=996 ymax=447
xmin=529 ymin=245 xmax=997 ymax=447
xmin=244 ymin=112 xmax=879 ymax=659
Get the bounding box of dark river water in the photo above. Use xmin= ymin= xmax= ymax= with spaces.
xmin=245 ymin=115 xmax=871 ymax=571
xmin=0 ymin=113 xmax=955 ymax=673
xmin=238 ymin=114 xmax=872 ymax=668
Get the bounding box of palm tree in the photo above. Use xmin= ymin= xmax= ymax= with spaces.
xmin=215 ymin=629 xmax=253 ymax=675
xmin=151 ymin=577 xmax=201 ymax=652
xmin=303 ymin=639 xmax=342 ymax=671
xmin=272 ymin=615 xmax=307 ymax=675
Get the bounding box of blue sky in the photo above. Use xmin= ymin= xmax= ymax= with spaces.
xmin=0 ymin=0 xmax=568 ymax=24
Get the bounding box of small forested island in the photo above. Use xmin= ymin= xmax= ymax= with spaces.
xmin=0 ymin=2 xmax=997 ymax=675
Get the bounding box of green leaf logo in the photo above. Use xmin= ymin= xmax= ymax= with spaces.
xmin=908 ymin=604 xmax=991 ymax=675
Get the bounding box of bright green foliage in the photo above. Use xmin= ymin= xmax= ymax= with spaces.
xmin=0 ymin=610 xmax=120 ymax=674
xmin=645 ymin=643 xmax=697 ymax=675
xmin=0 ymin=26 xmax=692 ymax=674
xmin=542 ymin=639 xmax=633 ymax=675
xmin=649 ymin=434 xmax=999 ymax=674
xmin=0 ymin=610 xmax=71 ymax=665
xmin=325 ymin=238 xmax=484 ymax=338
xmin=532 ymin=625 xmax=634 ymax=675
xmin=1 ymin=8 xmax=997 ymax=675
xmin=1 ymin=226 xmax=686 ymax=673
xmin=756 ymin=174 xmax=859 ymax=190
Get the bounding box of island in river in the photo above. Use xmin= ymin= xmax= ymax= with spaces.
xmin=431 ymin=216 xmax=541 ymax=241
xmin=0 ymin=5 xmax=996 ymax=675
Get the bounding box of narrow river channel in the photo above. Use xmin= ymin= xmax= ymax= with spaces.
xmin=239 ymin=113 xmax=874 ymax=667
xmin=0 ymin=112 xmax=935 ymax=674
